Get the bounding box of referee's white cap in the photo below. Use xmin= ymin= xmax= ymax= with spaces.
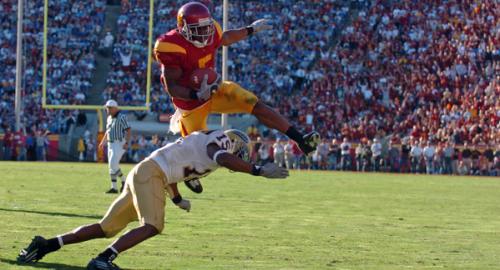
xmin=104 ymin=99 xmax=118 ymax=108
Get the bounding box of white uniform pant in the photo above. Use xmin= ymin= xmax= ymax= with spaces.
xmin=108 ymin=140 xmax=126 ymax=175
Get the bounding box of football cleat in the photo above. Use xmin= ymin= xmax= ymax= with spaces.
xmin=105 ymin=188 xmax=119 ymax=194
xmin=184 ymin=178 xmax=203 ymax=193
xmin=87 ymin=257 xmax=121 ymax=270
xmin=300 ymin=131 xmax=321 ymax=155
xmin=17 ymin=236 xmax=49 ymax=263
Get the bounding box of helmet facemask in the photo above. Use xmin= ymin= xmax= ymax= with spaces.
xmin=180 ymin=18 xmax=214 ymax=48
xmin=232 ymin=142 xmax=250 ymax=162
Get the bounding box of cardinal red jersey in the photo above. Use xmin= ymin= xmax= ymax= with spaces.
xmin=154 ymin=20 xmax=223 ymax=110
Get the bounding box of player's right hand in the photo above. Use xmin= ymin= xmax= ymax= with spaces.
xmin=250 ymin=19 xmax=272 ymax=33
xmin=260 ymin=163 xmax=289 ymax=179
xmin=196 ymin=74 xmax=221 ymax=101
xmin=176 ymin=199 xmax=191 ymax=212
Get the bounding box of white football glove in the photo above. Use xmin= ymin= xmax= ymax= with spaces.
xmin=197 ymin=74 xmax=221 ymax=101
xmin=176 ymin=199 xmax=191 ymax=212
xmin=249 ymin=19 xmax=272 ymax=33
xmin=259 ymin=163 xmax=289 ymax=179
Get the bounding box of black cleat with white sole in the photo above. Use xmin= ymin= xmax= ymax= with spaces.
xmin=87 ymin=257 xmax=121 ymax=270
xmin=17 ymin=236 xmax=49 ymax=263
xmin=184 ymin=178 xmax=203 ymax=193
xmin=299 ymin=131 xmax=321 ymax=155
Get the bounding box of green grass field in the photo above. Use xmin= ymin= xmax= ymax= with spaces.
xmin=0 ymin=162 xmax=499 ymax=270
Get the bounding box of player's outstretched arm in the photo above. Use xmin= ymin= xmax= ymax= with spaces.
xmin=221 ymin=19 xmax=272 ymax=46
xmin=207 ymin=143 xmax=289 ymax=179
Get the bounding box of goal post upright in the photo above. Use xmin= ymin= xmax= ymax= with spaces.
xmin=221 ymin=0 xmax=229 ymax=130
xmin=14 ymin=0 xmax=24 ymax=132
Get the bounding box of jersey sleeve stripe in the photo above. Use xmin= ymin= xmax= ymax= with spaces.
xmin=154 ymin=41 xmax=187 ymax=54
xmin=213 ymin=20 xmax=223 ymax=42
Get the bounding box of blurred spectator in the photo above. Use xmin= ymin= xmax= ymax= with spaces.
xmin=291 ymin=141 xmax=303 ymax=170
xmin=457 ymin=160 xmax=468 ymax=176
xmin=410 ymin=141 xmax=423 ymax=173
xmin=340 ymin=137 xmax=352 ymax=170
xmin=35 ymin=130 xmax=49 ymax=161
xmin=387 ymin=140 xmax=400 ymax=172
xmin=361 ymin=140 xmax=372 ymax=172
xmin=258 ymin=140 xmax=271 ymax=165
xmin=14 ymin=130 xmax=26 ymax=161
xmin=371 ymin=138 xmax=382 ymax=171
xmin=471 ymin=147 xmax=481 ymax=175
xmin=86 ymin=135 xmax=96 ymax=161
xmin=400 ymin=139 xmax=411 ymax=173
xmin=251 ymin=137 xmax=262 ymax=164
xmin=442 ymin=142 xmax=454 ymax=175
xmin=25 ymin=131 xmax=36 ymax=161
xmin=423 ymin=141 xmax=435 ymax=174
xmin=2 ymin=127 xmax=13 ymax=160
xmin=99 ymin=31 xmax=114 ymax=56
xmin=273 ymin=139 xmax=285 ymax=167
xmin=284 ymin=140 xmax=295 ymax=169
xmin=317 ymin=139 xmax=330 ymax=170
xmin=328 ymin=139 xmax=340 ymax=170
xmin=451 ymin=145 xmax=460 ymax=175
xmin=461 ymin=143 xmax=472 ymax=174
xmin=355 ymin=140 xmax=365 ymax=171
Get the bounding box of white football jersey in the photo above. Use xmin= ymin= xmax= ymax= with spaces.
xmin=147 ymin=130 xmax=232 ymax=184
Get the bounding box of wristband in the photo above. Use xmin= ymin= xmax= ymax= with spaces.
xmin=251 ymin=165 xmax=261 ymax=176
xmin=189 ymin=89 xmax=198 ymax=100
xmin=171 ymin=195 xmax=183 ymax=204
xmin=246 ymin=26 xmax=254 ymax=36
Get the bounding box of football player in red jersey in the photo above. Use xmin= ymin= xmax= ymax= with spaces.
xmin=154 ymin=2 xmax=319 ymax=192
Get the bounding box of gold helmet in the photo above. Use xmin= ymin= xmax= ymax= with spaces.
xmin=224 ymin=129 xmax=250 ymax=162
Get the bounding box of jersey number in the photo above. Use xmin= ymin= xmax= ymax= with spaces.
xmin=198 ymin=54 xmax=212 ymax=68
xmin=216 ymin=135 xmax=230 ymax=150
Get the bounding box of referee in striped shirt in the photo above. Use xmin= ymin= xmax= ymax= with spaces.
xmin=99 ymin=100 xmax=131 ymax=193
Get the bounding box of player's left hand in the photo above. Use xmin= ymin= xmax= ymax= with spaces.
xmin=250 ymin=19 xmax=272 ymax=33
xmin=259 ymin=163 xmax=289 ymax=179
xmin=123 ymin=142 xmax=129 ymax=150
xmin=176 ymin=199 xmax=191 ymax=212
xmin=197 ymin=74 xmax=221 ymax=101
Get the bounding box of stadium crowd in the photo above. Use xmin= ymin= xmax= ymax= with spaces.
xmin=1 ymin=0 xmax=498 ymax=177
xmin=246 ymin=134 xmax=500 ymax=177
xmin=278 ymin=0 xmax=499 ymax=152
xmin=1 ymin=0 xmax=104 ymax=134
